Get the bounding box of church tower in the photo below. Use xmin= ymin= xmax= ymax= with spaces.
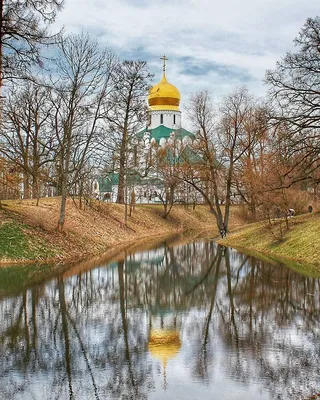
xmin=136 ymin=56 xmax=194 ymax=148
xmin=147 ymin=55 xmax=181 ymax=130
xmin=96 ymin=56 xmax=195 ymax=202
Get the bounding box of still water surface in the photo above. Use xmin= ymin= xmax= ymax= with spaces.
xmin=1 ymin=239 xmax=320 ymax=400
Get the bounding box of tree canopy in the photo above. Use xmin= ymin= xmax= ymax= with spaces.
xmin=0 ymin=0 xmax=64 ymax=87
xmin=266 ymin=16 xmax=320 ymax=132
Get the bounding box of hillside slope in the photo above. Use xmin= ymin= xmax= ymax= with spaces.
xmin=0 ymin=198 xmax=245 ymax=264
xmin=219 ymin=212 xmax=320 ymax=274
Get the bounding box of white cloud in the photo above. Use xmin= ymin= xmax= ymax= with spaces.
xmin=55 ymin=0 xmax=319 ymax=106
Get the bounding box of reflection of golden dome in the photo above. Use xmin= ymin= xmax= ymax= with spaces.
xmin=148 ymin=329 xmax=181 ymax=364
xmin=148 ymin=74 xmax=180 ymax=111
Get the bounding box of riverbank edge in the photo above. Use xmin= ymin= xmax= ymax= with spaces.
xmin=218 ymin=241 xmax=320 ymax=277
xmin=1 ymin=199 xmax=233 ymax=266
xmin=0 ymin=228 xmax=219 ymax=297
xmin=0 ymin=231 xmax=184 ymax=295
xmin=0 ymin=228 xmax=184 ymax=267
xmin=217 ymin=213 xmax=320 ymax=276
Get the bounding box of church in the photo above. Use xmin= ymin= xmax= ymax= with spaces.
xmin=138 ymin=55 xmax=194 ymax=147
xmin=95 ymin=56 xmax=195 ymax=203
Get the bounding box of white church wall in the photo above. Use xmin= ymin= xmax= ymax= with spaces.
xmin=149 ymin=110 xmax=181 ymax=130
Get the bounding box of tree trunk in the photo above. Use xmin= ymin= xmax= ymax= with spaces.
xmin=32 ymin=175 xmax=39 ymax=205
xmin=224 ymin=162 xmax=233 ymax=232
xmin=117 ymin=125 xmax=128 ymax=204
xmin=23 ymin=171 xmax=30 ymax=199
xmin=58 ymin=138 xmax=71 ymax=232
xmin=56 ymin=163 xmax=63 ymax=196
xmin=58 ymin=175 xmax=68 ymax=232
xmin=163 ymin=186 xmax=174 ymax=219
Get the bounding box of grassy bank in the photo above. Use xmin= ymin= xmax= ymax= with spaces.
xmin=1 ymin=197 xmax=320 ymax=290
xmin=0 ymin=197 xmax=245 ymax=265
xmin=219 ymin=212 xmax=320 ymax=275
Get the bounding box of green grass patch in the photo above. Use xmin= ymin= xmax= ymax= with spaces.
xmin=219 ymin=213 xmax=320 ymax=276
xmin=0 ymin=221 xmax=55 ymax=260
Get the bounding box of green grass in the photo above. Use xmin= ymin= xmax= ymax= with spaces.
xmin=0 ymin=221 xmax=60 ymax=296
xmin=0 ymin=221 xmax=55 ymax=261
xmin=219 ymin=213 xmax=320 ymax=276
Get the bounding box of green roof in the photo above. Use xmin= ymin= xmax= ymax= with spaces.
xmin=137 ymin=125 xmax=195 ymax=143
xmin=97 ymin=173 xmax=119 ymax=192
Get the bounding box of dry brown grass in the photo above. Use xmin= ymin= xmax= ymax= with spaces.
xmin=0 ymin=197 xmax=246 ymax=264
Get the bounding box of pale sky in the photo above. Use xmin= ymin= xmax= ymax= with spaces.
xmin=55 ymin=0 xmax=319 ymax=109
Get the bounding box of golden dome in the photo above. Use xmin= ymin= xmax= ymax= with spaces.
xmin=148 ymin=73 xmax=180 ymax=111
xmin=148 ymin=329 xmax=181 ymax=364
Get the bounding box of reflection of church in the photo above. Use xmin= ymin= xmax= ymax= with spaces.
xmin=148 ymin=314 xmax=182 ymax=389
xmin=138 ymin=243 xmax=186 ymax=388
xmin=95 ymin=56 xmax=195 ymax=203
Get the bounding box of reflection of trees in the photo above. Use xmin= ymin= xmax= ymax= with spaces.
xmin=216 ymin=248 xmax=320 ymax=399
xmin=0 ymin=266 xmax=152 ymax=399
xmin=1 ymin=240 xmax=320 ymax=399
xmin=125 ymin=240 xmax=220 ymax=313
xmin=185 ymin=246 xmax=223 ymax=382
xmin=126 ymin=241 xmax=320 ymax=398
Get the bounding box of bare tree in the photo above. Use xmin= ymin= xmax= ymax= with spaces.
xmin=184 ymin=90 xmax=225 ymax=232
xmin=184 ymin=88 xmax=254 ymax=234
xmin=218 ymin=86 xmax=255 ymax=228
xmin=106 ymin=61 xmax=153 ymax=204
xmin=232 ymin=106 xmax=271 ymax=220
xmin=0 ymin=0 xmax=64 ymax=90
xmin=1 ymin=82 xmax=55 ymax=202
xmin=50 ymin=33 xmax=116 ymax=231
xmin=265 ymin=16 xmax=320 ymax=186
xmin=155 ymin=137 xmax=184 ymax=219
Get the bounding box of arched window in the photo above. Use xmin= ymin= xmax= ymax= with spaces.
xmin=160 ymin=114 xmax=163 ymax=124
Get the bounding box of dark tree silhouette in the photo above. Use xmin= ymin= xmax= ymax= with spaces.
xmin=266 ymin=16 xmax=320 ymax=184
xmin=0 ymin=0 xmax=64 ymax=89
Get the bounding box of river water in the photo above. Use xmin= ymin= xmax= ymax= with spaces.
xmin=1 ymin=238 xmax=319 ymax=400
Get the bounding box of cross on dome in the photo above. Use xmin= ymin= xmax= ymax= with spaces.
xmin=160 ymin=55 xmax=168 ymax=73
xmin=148 ymin=55 xmax=180 ymax=111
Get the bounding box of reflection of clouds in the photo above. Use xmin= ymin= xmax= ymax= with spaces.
xmin=1 ymin=241 xmax=320 ymax=399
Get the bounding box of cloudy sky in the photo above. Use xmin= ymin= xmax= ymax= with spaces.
xmin=55 ymin=0 xmax=319 ymax=107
